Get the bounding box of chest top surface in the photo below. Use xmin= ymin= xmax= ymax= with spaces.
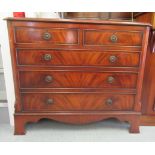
xmin=5 ymin=17 xmax=152 ymax=26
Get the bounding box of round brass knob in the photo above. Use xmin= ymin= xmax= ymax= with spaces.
xmin=46 ymin=98 xmax=54 ymax=104
xmin=107 ymin=76 xmax=115 ymax=83
xmin=110 ymin=34 xmax=117 ymax=43
xmin=42 ymin=32 xmax=52 ymax=40
xmin=109 ymin=55 xmax=117 ymax=63
xmin=44 ymin=75 xmax=53 ymax=83
xmin=105 ymin=98 xmax=113 ymax=105
xmin=43 ymin=54 xmax=52 ymax=61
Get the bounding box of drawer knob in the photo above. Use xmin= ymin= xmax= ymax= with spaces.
xmin=107 ymin=76 xmax=115 ymax=83
xmin=42 ymin=32 xmax=52 ymax=40
xmin=110 ymin=34 xmax=117 ymax=43
xmin=109 ymin=55 xmax=117 ymax=63
xmin=44 ymin=75 xmax=53 ymax=83
xmin=105 ymin=98 xmax=113 ymax=105
xmin=46 ymin=98 xmax=54 ymax=104
xmin=43 ymin=54 xmax=52 ymax=61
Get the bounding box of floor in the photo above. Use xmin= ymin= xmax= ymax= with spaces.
xmin=1 ymin=119 xmax=155 ymax=142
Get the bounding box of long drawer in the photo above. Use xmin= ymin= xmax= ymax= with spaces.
xmin=19 ymin=71 xmax=138 ymax=89
xmin=17 ymin=49 xmax=140 ymax=67
xmin=21 ymin=93 xmax=135 ymax=111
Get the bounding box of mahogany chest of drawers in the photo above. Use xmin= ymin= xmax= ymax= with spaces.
xmin=6 ymin=18 xmax=151 ymax=134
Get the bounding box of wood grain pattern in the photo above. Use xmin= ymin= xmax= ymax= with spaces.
xmin=10 ymin=20 xmax=147 ymax=51
xmin=6 ymin=18 xmax=151 ymax=134
xmin=21 ymin=93 xmax=135 ymax=111
xmin=14 ymin=27 xmax=79 ymax=44
xmin=19 ymin=71 xmax=138 ymax=89
xmin=17 ymin=49 xmax=140 ymax=67
xmin=84 ymin=30 xmax=143 ymax=46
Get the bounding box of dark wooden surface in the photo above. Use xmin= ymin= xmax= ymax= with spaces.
xmin=17 ymin=49 xmax=140 ymax=67
xmin=19 ymin=71 xmax=138 ymax=89
xmin=84 ymin=30 xmax=143 ymax=46
xmin=21 ymin=93 xmax=135 ymax=111
xmin=6 ymin=18 xmax=151 ymax=134
xmin=15 ymin=27 xmax=78 ymax=44
xmin=134 ymin=13 xmax=155 ymax=125
xmin=5 ymin=17 xmax=152 ymax=26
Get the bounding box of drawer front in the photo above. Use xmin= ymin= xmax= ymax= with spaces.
xmin=14 ymin=27 xmax=78 ymax=44
xmin=84 ymin=30 xmax=143 ymax=46
xmin=19 ymin=71 xmax=137 ymax=89
xmin=17 ymin=49 xmax=140 ymax=67
xmin=21 ymin=93 xmax=135 ymax=111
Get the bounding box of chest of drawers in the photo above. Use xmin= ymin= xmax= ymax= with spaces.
xmin=6 ymin=18 xmax=151 ymax=134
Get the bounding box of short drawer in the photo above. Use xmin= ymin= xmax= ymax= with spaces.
xmin=14 ymin=27 xmax=79 ymax=45
xmin=17 ymin=49 xmax=140 ymax=67
xmin=21 ymin=93 xmax=135 ymax=111
xmin=84 ymin=30 xmax=143 ymax=46
xmin=19 ymin=71 xmax=137 ymax=89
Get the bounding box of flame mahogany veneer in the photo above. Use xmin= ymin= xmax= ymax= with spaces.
xmin=6 ymin=18 xmax=151 ymax=134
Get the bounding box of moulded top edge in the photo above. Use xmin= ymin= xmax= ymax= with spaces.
xmin=4 ymin=17 xmax=152 ymax=27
